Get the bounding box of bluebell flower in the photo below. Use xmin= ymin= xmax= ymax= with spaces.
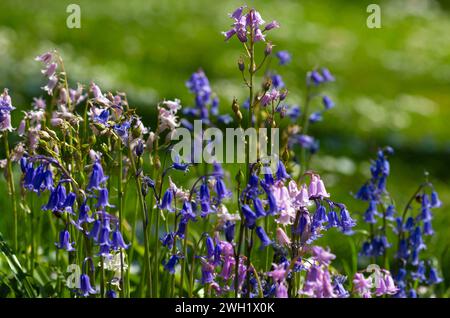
xmin=163 ymin=255 xmax=180 ymax=274
xmin=200 ymin=262 xmax=215 ymax=284
xmin=215 ymin=178 xmax=230 ymax=202
xmin=96 ymin=188 xmax=114 ymax=208
xmin=321 ymin=68 xmax=335 ymax=82
xmin=88 ymin=220 xmax=102 ymax=242
xmin=242 ymin=204 xmax=257 ymax=229
xmin=55 ymin=230 xmax=75 ymax=251
xmin=322 ymin=96 xmax=335 ymax=109
xmin=176 ymin=218 xmax=187 ymax=238
xmin=200 ymin=201 xmax=213 ymax=218
xmin=42 ymin=183 xmax=67 ymax=212
xmin=262 ymin=166 xmax=274 ymax=186
xmin=80 ymin=274 xmax=97 ymax=296
xmin=94 ymin=108 xmax=110 ymax=125
xmin=314 ymin=204 xmax=328 ymax=225
xmin=200 ymin=181 xmax=210 ymax=202
xmin=309 ymin=111 xmax=323 ymax=123
xmin=408 ymin=289 xmax=417 ymax=298
xmin=411 ymin=261 xmax=426 ymax=282
xmin=217 ymin=114 xmax=233 ymax=124
xmin=385 ymin=204 xmax=396 ymax=221
xmin=62 ymin=192 xmax=76 ymax=214
xmin=206 ymin=236 xmax=215 ymax=258
xmin=87 ymin=160 xmax=108 ymax=190
xmin=111 ymin=229 xmax=130 ymax=250
xmin=160 ymin=188 xmax=174 ymax=212
xmin=286 ymin=104 xmax=301 ymax=121
xmin=211 ymin=96 xmax=219 ymax=116
xmin=309 ymin=70 xmax=324 ymax=85
xmin=271 ymin=74 xmax=285 ymax=88
xmin=256 ymin=226 xmax=272 ymax=248
xmin=428 ymin=266 xmax=443 ymax=285
xmin=113 ymin=121 xmax=131 ymax=145
xmin=397 ymin=239 xmax=410 ymax=260
xmin=410 ymin=226 xmax=426 ymax=251
xmin=363 ymin=200 xmax=378 ymax=224
xmin=333 ymin=276 xmax=349 ymax=298
xmin=430 ymin=190 xmax=442 ymax=208
xmin=326 ymin=210 xmax=340 ymax=229
xmin=161 ymin=232 xmax=175 ymax=250
xmin=180 ymin=200 xmax=196 ymax=220
xmin=213 ymin=244 xmax=222 ymax=265
xmin=276 ymin=160 xmax=290 ymax=180
xmin=224 ymin=221 xmax=235 ymax=242
xmin=172 ymin=154 xmax=190 ymax=172
xmin=405 ymin=216 xmax=415 ymax=232
xmin=423 ymin=221 xmax=434 ymax=236
xmin=338 ymin=205 xmax=356 ymax=234
xmin=77 ymin=200 xmax=94 ymax=226
xmin=106 ymin=290 xmax=117 ymax=298
xmin=253 ymin=198 xmax=266 ymax=217
xmin=360 ymin=241 xmax=373 ymax=257
xmin=275 ymin=51 xmax=291 ymax=65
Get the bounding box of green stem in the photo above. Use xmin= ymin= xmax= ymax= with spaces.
xmin=3 ymin=132 xmax=18 ymax=251
xmin=128 ymin=147 xmax=153 ymax=297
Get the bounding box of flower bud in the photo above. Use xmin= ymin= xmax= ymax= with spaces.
xmin=264 ymin=41 xmax=273 ymax=56
xmin=263 ymin=78 xmax=272 ymax=91
xmin=238 ymin=58 xmax=245 ymax=72
xmin=279 ymin=89 xmax=288 ymax=101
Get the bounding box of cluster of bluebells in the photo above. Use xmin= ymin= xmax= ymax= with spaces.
xmin=222 ymin=5 xmax=280 ymax=43
xmin=356 ymin=147 xmax=443 ymax=297
xmin=183 ymin=69 xmax=233 ymax=128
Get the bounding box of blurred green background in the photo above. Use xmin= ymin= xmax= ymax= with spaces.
xmin=0 ymin=0 xmax=449 ymax=294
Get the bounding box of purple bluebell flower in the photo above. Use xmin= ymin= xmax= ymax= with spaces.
xmin=160 ymin=188 xmax=174 ymax=212
xmin=163 ymin=255 xmax=179 ymax=274
xmin=87 ymin=160 xmax=108 ymax=190
xmin=96 ymin=188 xmax=113 ymax=208
xmin=201 ymin=262 xmax=215 ymax=284
xmin=322 ymin=96 xmax=335 ymax=109
xmin=276 ymin=160 xmax=290 ymax=180
xmin=253 ymin=197 xmax=266 ymax=217
xmin=309 ymin=111 xmax=323 ymax=123
xmin=411 ymin=261 xmax=426 ymax=282
xmin=88 ymin=220 xmax=101 ymax=242
xmin=430 ymin=190 xmax=442 ymax=208
xmin=423 ymin=221 xmax=434 ymax=236
xmin=309 ymin=70 xmax=324 ymax=86
xmin=172 ymin=154 xmax=190 ymax=172
xmin=256 ymin=226 xmax=272 ymax=248
xmin=77 ymin=200 xmax=94 ymax=226
xmin=93 ymin=108 xmax=109 ymax=125
xmin=106 ymin=290 xmax=117 ymax=298
xmin=363 ymin=200 xmax=378 ymax=224
xmin=276 ymin=51 xmax=291 ymax=65
xmin=333 ymin=275 xmax=349 ymax=298
xmin=264 ymin=20 xmax=280 ymax=31
xmin=271 ymin=74 xmax=285 ymax=89
xmin=224 ymin=221 xmax=235 ymax=242
xmin=321 ymin=68 xmax=335 ymax=82
xmin=55 ymin=230 xmax=75 ymax=251
xmin=206 ymin=236 xmax=215 ymax=258
xmin=80 ymin=274 xmax=97 ymax=296
xmin=428 ymin=266 xmax=443 ymax=284
xmin=113 ymin=121 xmax=131 ymax=145
xmin=242 ymin=204 xmax=257 ymax=229
xmin=161 ymin=232 xmax=175 ymax=250
xmin=176 ymin=218 xmax=187 ymax=238
xmin=111 ymin=229 xmax=130 ymax=250
xmin=338 ymin=205 xmax=356 ymax=234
